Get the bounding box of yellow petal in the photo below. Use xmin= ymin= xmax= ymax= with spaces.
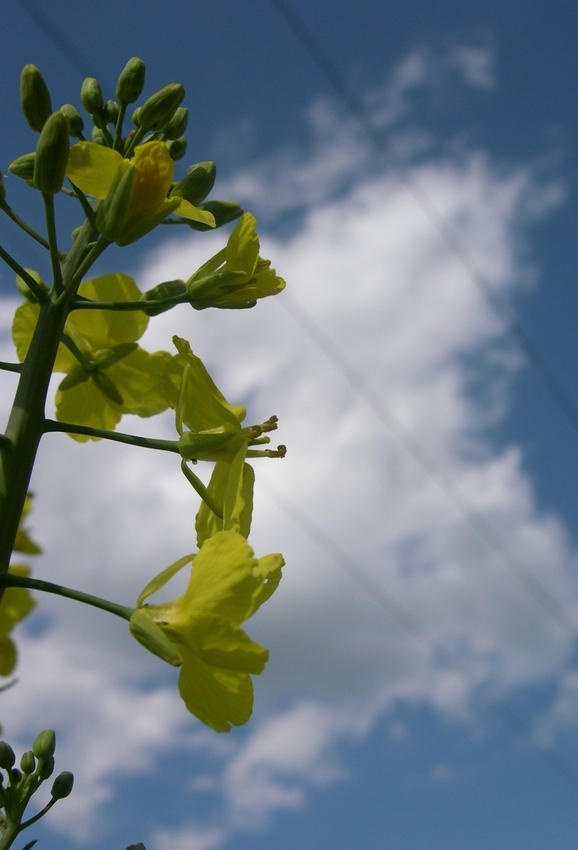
xmin=174 ymin=199 xmax=216 ymax=227
xmin=177 ymin=645 xmax=253 ymax=732
xmin=66 ymin=142 xmax=123 ymax=199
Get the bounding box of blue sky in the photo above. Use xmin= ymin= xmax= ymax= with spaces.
xmin=1 ymin=2 xmax=578 ymax=849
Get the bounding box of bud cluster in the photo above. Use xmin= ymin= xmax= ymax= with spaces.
xmin=0 ymin=730 xmax=74 ymax=844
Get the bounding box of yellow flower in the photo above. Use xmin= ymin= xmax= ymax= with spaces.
xmin=131 ymin=531 xmax=284 ymax=732
xmin=66 ymin=141 xmax=215 ymax=245
xmin=187 ymin=213 xmax=286 ymax=309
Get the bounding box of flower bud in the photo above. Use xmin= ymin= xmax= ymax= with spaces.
xmin=34 ymin=112 xmax=70 ymax=194
xmin=138 ymin=83 xmax=185 ymax=131
xmin=32 ymin=729 xmax=56 ymax=760
xmin=126 ymin=844 xmax=146 ymax=850
xmin=10 ymin=768 xmax=22 ymax=786
xmin=91 ymin=127 xmax=107 ymax=146
xmin=186 ymin=200 xmax=243 ymax=232
xmin=131 ymin=106 xmax=141 ymax=126
xmin=171 ymin=161 xmax=216 ymax=206
xmin=8 ymin=152 xmax=36 ymax=181
xmin=20 ymin=64 xmax=52 ymax=131
xmin=116 ymin=57 xmax=146 ymax=104
xmin=167 ymin=136 xmax=187 ymax=161
xmin=163 ymin=107 xmax=188 ymax=140
xmin=141 ymin=279 xmax=187 ymax=316
xmin=51 ymin=771 xmax=74 ymax=799
xmin=60 ymin=103 xmax=84 ymax=136
xmin=20 ymin=751 xmax=36 ymax=775
xmin=81 ymin=77 xmax=104 ymax=114
xmin=39 ymin=756 xmax=55 ymax=780
xmin=0 ymin=742 xmax=15 ymax=769
xmin=105 ymin=100 xmax=120 ymax=125
xmin=16 ymin=269 xmax=47 ymax=302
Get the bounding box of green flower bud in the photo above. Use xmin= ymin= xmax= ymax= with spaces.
xmin=116 ymin=57 xmax=146 ymax=104
xmin=20 ymin=751 xmax=36 ymax=775
xmin=163 ymin=107 xmax=188 ymax=140
xmin=138 ymin=83 xmax=185 ymax=131
xmin=60 ymin=103 xmax=84 ymax=136
xmin=186 ymin=200 xmax=243 ymax=232
xmin=16 ymin=269 xmax=47 ymax=302
xmin=51 ymin=771 xmax=74 ymax=799
xmin=141 ymin=279 xmax=187 ymax=316
xmin=20 ymin=64 xmax=52 ymax=131
xmin=71 ymin=225 xmax=83 ymax=242
xmin=0 ymin=742 xmax=15 ymax=769
xmin=105 ymin=100 xmax=120 ymax=125
xmin=167 ymin=136 xmax=187 ymax=161
xmin=10 ymin=768 xmax=22 ymax=786
xmin=8 ymin=152 xmax=36 ymax=181
xmin=81 ymin=77 xmax=104 ymax=114
xmin=171 ymin=161 xmax=216 ymax=206
xmin=126 ymin=844 xmax=146 ymax=850
xmin=39 ymin=756 xmax=55 ymax=780
xmin=32 ymin=729 xmax=56 ymax=759
xmin=131 ymin=106 xmax=141 ymax=126
xmin=33 ymin=112 xmax=70 ymax=194
xmin=91 ymin=126 xmax=107 ymax=145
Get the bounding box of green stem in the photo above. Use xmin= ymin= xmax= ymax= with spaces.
xmin=0 ymin=572 xmax=134 ymax=621
xmin=0 ymin=244 xmax=49 ymax=303
xmin=0 ymin=199 xmax=66 ymax=259
xmin=42 ymin=193 xmax=63 ymax=295
xmin=180 ymin=459 xmax=223 ymax=519
xmin=43 ymin=419 xmax=181 ymax=453
xmin=19 ymin=796 xmax=57 ymax=831
xmin=60 ymin=235 xmax=110 ymax=300
xmin=123 ymin=124 xmax=147 ymax=158
xmin=113 ymin=102 xmax=128 ymax=152
xmin=92 ymin=113 xmax=114 ymax=146
xmin=0 ymin=821 xmax=19 ymax=850
xmin=0 ymin=363 xmax=22 ymax=374
xmin=59 ymin=334 xmax=95 ymax=370
xmin=71 ymin=293 xmax=189 ymax=312
xmin=0 ymin=219 xmax=102 ymax=589
xmin=67 ymin=181 xmax=97 ymax=226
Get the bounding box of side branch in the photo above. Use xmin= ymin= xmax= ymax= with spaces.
xmin=0 ymin=572 xmax=133 ymax=621
xmin=0 ymin=244 xmax=49 ymax=303
xmin=71 ymin=294 xmax=189 ymax=312
xmin=43 ymin=419 xmax=182 ymax=453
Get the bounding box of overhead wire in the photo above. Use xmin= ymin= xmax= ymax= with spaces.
xmin=259 ymin=473 xmax=578 ymax=792
xmin=16 ymin=0 xmax=100 ymax=80
xmin=269 ymin=0 xmax=578 ymax=437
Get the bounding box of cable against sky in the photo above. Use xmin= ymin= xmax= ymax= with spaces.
xmin=269 ymin=0 xmax=578 ymax=438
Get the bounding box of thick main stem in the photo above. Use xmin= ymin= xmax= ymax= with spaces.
xmin=0 ymin=219 xmax=99 ymax=579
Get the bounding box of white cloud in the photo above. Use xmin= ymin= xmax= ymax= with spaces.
xmin=0 ymin=42 xmax=573 ymax=850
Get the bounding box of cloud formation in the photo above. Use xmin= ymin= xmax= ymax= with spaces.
xmin=0 ymin=42 xmax=574 ymax=850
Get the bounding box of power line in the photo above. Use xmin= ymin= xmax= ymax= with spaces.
xmin=16 ymin=0 xmax=100 ymax=80
xmin=281 ymin=293 xmax=575 ymax=637
xmin=259 ymin=473 xmax=578 ymax=793
xmin=269 ymin=0 xmax=578 ymax=437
